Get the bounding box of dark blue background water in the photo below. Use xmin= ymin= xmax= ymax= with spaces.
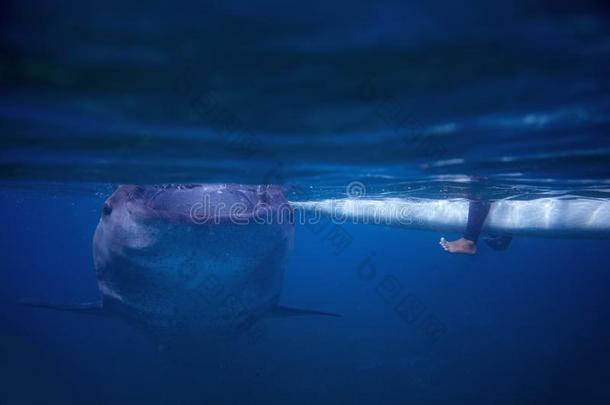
xmin=1 ymin=0 xmax=610 ymax=403
xmin=1 ymin=186 xmax=610 ymax=403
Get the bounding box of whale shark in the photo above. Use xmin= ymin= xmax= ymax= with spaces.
xmin=23 ymin=184 xmax=337 ymax=344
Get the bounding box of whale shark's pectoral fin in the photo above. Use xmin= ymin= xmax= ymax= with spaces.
xmin=19 ymin=299 xmax=108 ymax=316
xmin=272 ymin=305 xmax=341 ymax=318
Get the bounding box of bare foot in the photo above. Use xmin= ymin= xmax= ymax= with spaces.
xmin=439 ymin=237 xmax=477 ymax=255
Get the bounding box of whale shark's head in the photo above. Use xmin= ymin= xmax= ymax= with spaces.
xmin=95 ymin=183 xmax=292 ymax=250
xmin=93 ymin=184 xmax=294 ymax=338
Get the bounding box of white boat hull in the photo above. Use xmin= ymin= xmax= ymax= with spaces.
xmin=291 ymin=198 xmax=610 ymax=239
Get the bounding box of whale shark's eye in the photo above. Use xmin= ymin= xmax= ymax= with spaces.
xmin=102 ymin=203 xmax=113 ymax=216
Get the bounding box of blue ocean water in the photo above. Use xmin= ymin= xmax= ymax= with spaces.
xmin=1 ymin=0 xmax=610 ymax=403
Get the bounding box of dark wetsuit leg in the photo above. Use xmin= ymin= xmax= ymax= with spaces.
xmin=462 ymin=200 xmax=490 ymax=243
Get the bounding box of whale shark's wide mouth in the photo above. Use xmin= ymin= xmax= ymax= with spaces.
xmin=115 ymin=184 xmax=292 ymax=225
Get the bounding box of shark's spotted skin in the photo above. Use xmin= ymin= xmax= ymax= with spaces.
xmin=93 ymin=184 xmax=294 ymax=341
